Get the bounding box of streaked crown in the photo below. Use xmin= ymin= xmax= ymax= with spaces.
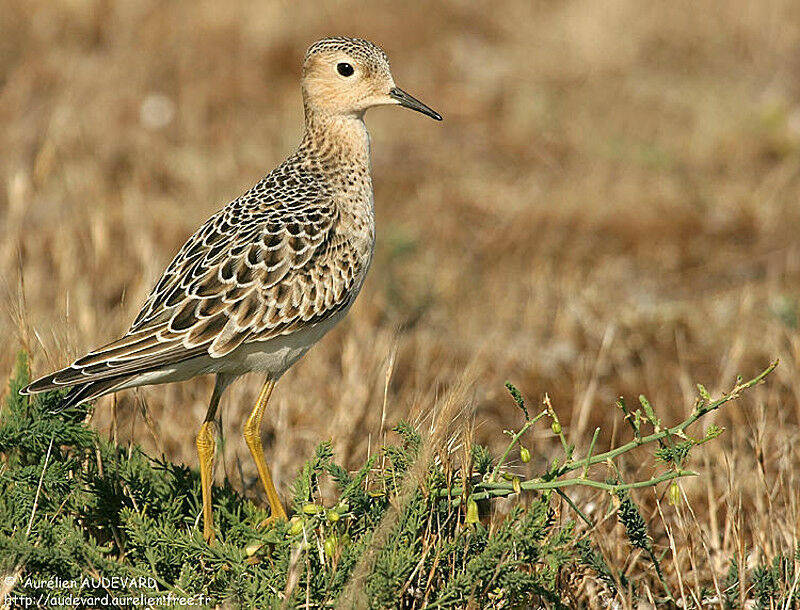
xmin=305 ymin=37 xmax=390 ymax=69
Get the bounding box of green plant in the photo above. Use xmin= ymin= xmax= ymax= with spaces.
xmin=0 ymin=353 xmax=778 ymax=607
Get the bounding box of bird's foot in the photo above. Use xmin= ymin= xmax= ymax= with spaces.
xmin=257 ymin=513 xmax=285 ymax=530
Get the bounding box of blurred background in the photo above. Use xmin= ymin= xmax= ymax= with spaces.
xmin=2 ymin=0 xmax=800 ymax=588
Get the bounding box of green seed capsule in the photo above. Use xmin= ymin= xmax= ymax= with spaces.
xmin=466 ymin=499 xmax=479 ymax=524
xmin=288 ymin=516 xmax=304 ymax=536
xmin=520 ymin=446 xmax=531 ymax=463
xmin=512 ymin=477 xmax=521 ymax=494
xmin=669 ymin=482 xmax=681 ymax=506
xmin=302 ymin=503 xmax=320 ymax=515
xmin=326 ymin=509 xmax=340 ymax=522
xmin=551 ymin=421 xmax=562 ymax=435
xmin=324 ymin=535 xmax=337 ymax=558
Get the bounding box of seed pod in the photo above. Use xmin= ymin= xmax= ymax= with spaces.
xmin=326 ymin=509 xmax=340 ymax=522
xmin=669 ymin=482 xmax=681 ymax=506
xmin=512 ymin=476 xmax=521 ymax=494
xmin=288 ymin=516 xmax=304 ymax=536
xmin=302 ymin=503 xmax=321 ymax=515
xmin=520 ymin=446 xmax=531 ymax=463
xmin=465 ymin=498 xmax=479 ymax=524
xmin=324 ymin=535 xmax=337 ymax=558
xmin=551 ymin=421 xmax=562 ymax=435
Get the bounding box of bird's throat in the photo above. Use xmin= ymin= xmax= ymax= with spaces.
xmin=301 ymin=113 xmax=371 ymax=170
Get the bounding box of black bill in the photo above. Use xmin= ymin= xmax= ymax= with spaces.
xmin=389 ymin=87 xmax=442 ymax=121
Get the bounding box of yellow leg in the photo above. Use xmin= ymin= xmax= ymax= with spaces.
xmin=243 ymin=377 xmax=287 ymax=520
xmin=195 ymin=374 xmax=231 ymax=544
xmin=196 ymin=420 xmax=216 ymax=543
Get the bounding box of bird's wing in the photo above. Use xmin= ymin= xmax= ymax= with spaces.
xmin=24 ymin=182 xmax=368 ymax=393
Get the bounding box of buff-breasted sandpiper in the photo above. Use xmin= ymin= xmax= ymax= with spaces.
xmin=21 ymin=36 xmax=441 ymax=542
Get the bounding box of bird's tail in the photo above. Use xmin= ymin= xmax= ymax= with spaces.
xmin=21 ymin=374 xmax=133 ymax=413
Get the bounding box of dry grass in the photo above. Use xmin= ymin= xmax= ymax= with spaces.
xmin=2 ymin=0 xmax=800 ymax=604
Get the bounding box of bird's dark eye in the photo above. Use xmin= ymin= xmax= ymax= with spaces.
xmin=337 ymin=62 xmax=354 ymax=77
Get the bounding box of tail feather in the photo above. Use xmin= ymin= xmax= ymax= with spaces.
xmin=20 ymin=344 xmax=207 ymax=393
xmin=57 ymin=377 xmax=134 ymax=412
xmin=21 ymin=374 xmax=134 ymax=413
xmin=20 ymin=370 xmax=69 ymax=395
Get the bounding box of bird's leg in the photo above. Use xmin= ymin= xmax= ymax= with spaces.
xmin=243 ymin=377 xmax=287 ymax=521
xmin=196 ymin=375 xmax=229 ymax=543
xmin=196 ymin=418 xmax=216 ymax=543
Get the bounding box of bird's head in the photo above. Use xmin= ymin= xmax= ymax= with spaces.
xmin=301 ymin=37 xmax=441 ymax=122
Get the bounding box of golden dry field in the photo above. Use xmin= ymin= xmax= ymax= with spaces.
xmin=2 ymin=0 xmax=800 ymax=604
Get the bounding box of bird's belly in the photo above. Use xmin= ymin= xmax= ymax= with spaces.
xmin=220 ymin=320 xmax=337 ymax=376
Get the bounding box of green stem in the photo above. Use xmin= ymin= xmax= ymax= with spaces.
xmin=581 ymin=427 xmax=600 ymax=479
xmin=447 ymin=469 xmax=695 ymax=504
xmin=556 ymin=489 xmax=593 ymax=527
xmin=561 ymin=362 xmax=776 ymax=477
xmin=444 ymin=361 xmax=776 ymax=507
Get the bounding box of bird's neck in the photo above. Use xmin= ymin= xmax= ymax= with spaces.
xmin=300 ymin=112 xmax=371 ymax=171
